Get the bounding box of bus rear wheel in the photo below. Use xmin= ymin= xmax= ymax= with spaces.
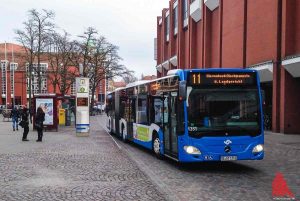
xmin=153 ymin=134 xmax=163 ymax=159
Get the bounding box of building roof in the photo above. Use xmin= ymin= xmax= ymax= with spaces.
xmin=142 ymin=75 xmax=157 ymax=80
xmin=113 ymin=81 xmax=126 ymax=88
xmin=0 ymin=43 xmax=27 ymax=56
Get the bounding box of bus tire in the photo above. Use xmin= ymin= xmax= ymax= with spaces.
xmin=152 ymin=132 xmax=163 ymax=159
xmin=121 ymin=124 xmax=127 ymax=142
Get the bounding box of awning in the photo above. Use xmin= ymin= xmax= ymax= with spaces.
xmin=248 ymin=61 xmax=273 ymax=83
xmin=162 ymin=60 xmax=170 ymax=70
xmin=204 ymin=0 xmax=220 ymax=11
xmin=190 ymin=0 xmax=202 ymax=22
xmin=169 ymin=55 xmax=178 ymax=66
xmin=282 ymin=56 xmax=300 ymax=78
xmin=156 ymin=64 xmax=162 ymax=73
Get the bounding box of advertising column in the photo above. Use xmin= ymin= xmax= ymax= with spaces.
xmin=76 ymin=77 xmax=90 ymax=136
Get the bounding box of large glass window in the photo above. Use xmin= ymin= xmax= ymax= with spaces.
xmin=173 ymin=5 xmax=178 ymax=34
xmin=71 ymin=82 xmax=76 ymax=95
xmin=182 ymin=0 xmax=188 ymax=24
xmin=187 ymin=87 xmax=261 ymax=137
xmin=26 ymin=63 xmax=48 ymax=94
xmin=165 ymin=15 xmax=170 ymax=40
xmin=10 ymin=63 xmax=17 ymax=96
xmin=1 ymin=61 xmax=7 ymax=96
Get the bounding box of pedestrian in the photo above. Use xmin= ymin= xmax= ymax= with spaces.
xmin=20 ymin=107 xmax=30 ymax=141
xmin=35 ymin=107 xmax=45 ymax=142
xmin=10 ymin=106 xmax=20 ymax=131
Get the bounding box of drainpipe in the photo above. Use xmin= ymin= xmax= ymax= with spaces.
xmin=219 ymin=0 xmax=223 ymax=67
xmin=273 ymin=0 xmax=282 ymax=133
xmin=243 ymin=0 xmax=248 ymax=67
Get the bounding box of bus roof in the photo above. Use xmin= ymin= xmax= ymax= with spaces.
xmin=126 ymin=80 xmax=150 ymax=88
xmin=107 ymin=68 xmax=257 ymax=94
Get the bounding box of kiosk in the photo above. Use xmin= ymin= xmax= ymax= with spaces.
xmin=76 ymin=78 xmax=90 ymax=136
xmin=33 ymin=94 xmax=58 ymax=131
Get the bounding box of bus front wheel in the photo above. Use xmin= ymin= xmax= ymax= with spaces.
xmin=153 ymin=133 xmax=163 ymax=159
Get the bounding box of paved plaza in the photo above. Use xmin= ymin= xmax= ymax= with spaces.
xmin=0 ymin=115 xmax=299 ymax=201
xmin=0 ymin=117 xmax=166 ymax=201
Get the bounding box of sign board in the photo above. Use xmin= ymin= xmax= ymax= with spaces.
xmin=76 ymin=77 xmax=90 ymax=136
xmin=36 ymin=98 xmax=54 ymax=125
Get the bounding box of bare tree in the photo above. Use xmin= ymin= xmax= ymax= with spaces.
xmin=46 ymin=31 xmax=77 ymax=96
xmin=30 ymin=9 xmax=55 ymax=93
xmin=88 ymin=37 xmax=127 ymax=110
xmin=72 ymin=28 xmax=127 ymax=111
xmin=74 ymin=27 xmax=98 ymax=77
xmin=15 ymin=9 xmax=55 ymax=108
xmin=122 ymin=68 xmax=138 ymax=84
xmin=15 ymin=19 xmax=37 ymax=109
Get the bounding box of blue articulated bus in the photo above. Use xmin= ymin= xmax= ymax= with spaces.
xmin=106 ymin=69 xmax=264 ymax=162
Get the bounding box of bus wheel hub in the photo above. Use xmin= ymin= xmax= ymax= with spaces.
xmin=154 ymin=138 xmax=160 ymax=154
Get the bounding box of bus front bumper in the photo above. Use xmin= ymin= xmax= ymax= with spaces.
xmin=178 ymin=136 xmax=264 ymax=163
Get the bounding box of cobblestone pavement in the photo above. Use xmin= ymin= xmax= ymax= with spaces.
xmin=97 ymin=115 xmax=300 ymax=201
xmin=1 ymin=116 xmax=299 ymax=201
xmin=0 ymin=118 xmax=167 ymax=201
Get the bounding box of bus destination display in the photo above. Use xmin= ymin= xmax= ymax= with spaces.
xmin=189 ymin=72 xmax=256 ymax=86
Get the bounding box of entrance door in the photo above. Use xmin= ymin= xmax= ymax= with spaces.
xmin=127 ymin=98 xmax=135 ymax=140
xmin=163 ymin=92 xmax=178 ymax=157
xmin=261 ymin=82 xmax=273 ymax=130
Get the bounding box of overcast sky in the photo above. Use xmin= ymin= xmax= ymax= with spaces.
xmin=0 ymin=0 xmax=169 ymax=79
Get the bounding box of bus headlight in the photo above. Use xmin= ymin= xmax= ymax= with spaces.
xmin=252 ymin=144 xmax=264 ymax=153
xmin=184 ymin=146 xmax=201 ymax=155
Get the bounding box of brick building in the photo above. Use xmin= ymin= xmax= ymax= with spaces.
xmin=155 ymin=0 xmax=300 ymax=134
xmin=142 ymin=75 xmax=157 ymax=81
xmin=0 ymin=43 xmax=105 ymax=107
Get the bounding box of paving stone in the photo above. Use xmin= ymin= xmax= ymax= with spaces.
xmin=97 ymin=115 xmax=300 ymax=201
xmin=1 ymin=115 xmax=299 ymax=201
xmin=0 ymin=116 xmax=167 ymax=201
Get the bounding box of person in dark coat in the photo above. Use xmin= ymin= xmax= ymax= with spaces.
xmin=21 ymin=107 xmax=30 ymax=141
xmin=35 ymin=107 xmax=45 ymax=142
xmin=10 ymin=106 xmax=20 ymax=131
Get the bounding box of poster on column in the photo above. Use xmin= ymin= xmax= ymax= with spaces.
xmin=36 ymin=98 xmax=54 ymax=125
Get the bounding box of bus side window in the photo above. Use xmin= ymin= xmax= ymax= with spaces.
xmin=154 ymin=98 xmax=163 ymax=125
xmin=131 ymin=99 xmax=136 ymax=122
xmin=137 ymin=97 xmax=148 ymax=125
xmin=119 ymin=101 xmax=126 ymax=119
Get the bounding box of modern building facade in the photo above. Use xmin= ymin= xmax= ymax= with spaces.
xmin=0 ymin=43 xmax=105 ymax=107
xmin=155 ymin=0 xmax=300 ymax=134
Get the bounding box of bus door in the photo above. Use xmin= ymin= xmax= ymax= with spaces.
xmin=163 ymin=92 xmax=178 ymax=158
xmin=127 ymin=97 xmax=136 ymax=140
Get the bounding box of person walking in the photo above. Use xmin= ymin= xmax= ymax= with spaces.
xmin=35 ymin=107 xmax=45 ymax=142
xmin=20 ymin=107 xmax=30 ymax=141
xmin=10 ymin=106 xmax=20 ymax=131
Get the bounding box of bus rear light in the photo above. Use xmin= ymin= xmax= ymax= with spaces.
xmin=184 ymin=146 xmax=201 ymax=155
xmin=252 ymin=144 xmax=264 ymax=153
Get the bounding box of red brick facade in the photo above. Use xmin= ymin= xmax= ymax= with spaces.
xmin=0 ymin=43 xmax=105 ymax=107
xmin=156 ymin=0 xmax=300 ymax=134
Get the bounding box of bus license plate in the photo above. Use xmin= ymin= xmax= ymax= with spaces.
xmin=221 ymin=156 xmax=237 ymax=161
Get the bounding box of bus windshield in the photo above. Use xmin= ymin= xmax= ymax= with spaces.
xmin=187 ymin=87 xmax=261 ymax=137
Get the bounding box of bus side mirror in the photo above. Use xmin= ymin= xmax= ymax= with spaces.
xmin=179 ymin=81 xmax=187 ymax=101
